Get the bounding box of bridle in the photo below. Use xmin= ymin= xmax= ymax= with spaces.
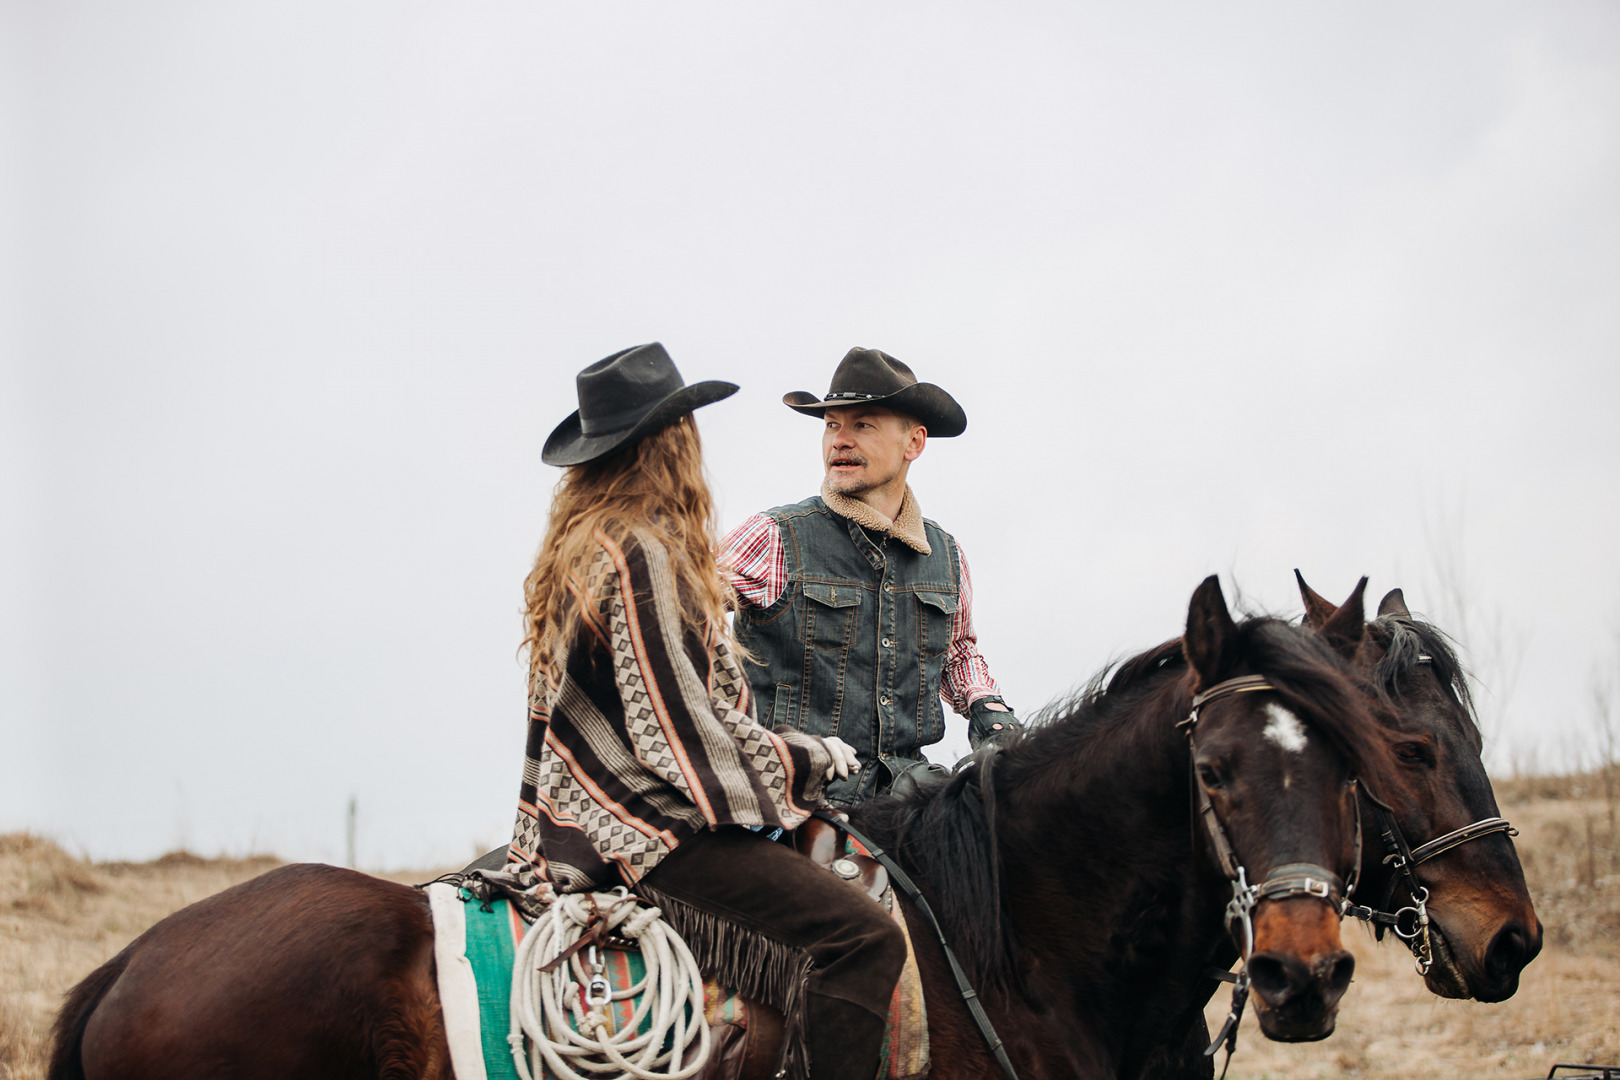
xmin=1177 ymin=674 xmax=1358 ymax=1071
xmin=1338 ymin=656 xmax=1519 ymax=976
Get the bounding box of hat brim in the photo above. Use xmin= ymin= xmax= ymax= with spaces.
xmin=782 ymin=382 xmax=967 ymax=438
xmin=543 ymin=380 xmax=738 ymax=466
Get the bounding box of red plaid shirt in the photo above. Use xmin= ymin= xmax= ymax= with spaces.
xmin=721 ymin=513 xmax=1002 ymax=716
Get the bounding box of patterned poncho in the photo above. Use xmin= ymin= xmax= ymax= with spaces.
xmin=507 ymin=527 xmax=832 ymax=891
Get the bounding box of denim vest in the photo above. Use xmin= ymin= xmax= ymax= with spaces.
xmin=734 ymin=496 xmax=961 ymax=804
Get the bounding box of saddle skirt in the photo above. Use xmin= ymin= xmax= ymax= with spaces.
xmin=428 ymin=829 xmax=928 ymax=1080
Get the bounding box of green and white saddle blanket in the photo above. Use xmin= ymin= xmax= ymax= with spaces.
xmin=425 ymin=881 xmax=928 ymax=1080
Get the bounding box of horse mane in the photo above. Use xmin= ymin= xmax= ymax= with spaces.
xmin=1367 ymin=614 xmax=1482 ymax=751
xmin=1039 ymin=619 xmax=1387 ymax=783
xmin=853 ymin=759 xmax=1016 ymax=993
xmin=853 ymin=615 xmax=1384 ymax=997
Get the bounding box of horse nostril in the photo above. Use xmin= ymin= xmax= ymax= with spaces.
xmin=1325 ymin=951 xmax=1355 ymax=996
xmin=1485 ymin=922 xmax=1540 ymax=978
xmin=1247 ymin=952 xmax=1308 ymax=1006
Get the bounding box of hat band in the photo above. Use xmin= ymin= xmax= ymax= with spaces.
xmin=824 ymin=391 xmax=885 ymax=401
xmin=579 ymin=399 xmax=657 ymax=437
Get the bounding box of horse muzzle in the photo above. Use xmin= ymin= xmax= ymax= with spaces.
xmin=1247 ymin=897 xmax=1356 ymax=1042
xmin=1423 ymin=910 xmax=1543 ymax=1002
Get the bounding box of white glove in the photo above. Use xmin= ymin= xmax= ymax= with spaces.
xmin=821 ymin=736 xmax=861 ymax=780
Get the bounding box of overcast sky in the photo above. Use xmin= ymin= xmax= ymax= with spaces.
xmin=3 ymin=2 xmax=1617 ymax=868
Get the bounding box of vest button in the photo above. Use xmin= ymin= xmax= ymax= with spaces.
xmin=881 ymin=696 xmax=892 ymax=706
xmin=884 ymin=584 xmax=894 ymax=593
xmin=881 ymin=638 xmax=892 ymax=648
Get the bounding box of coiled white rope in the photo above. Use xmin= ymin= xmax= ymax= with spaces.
xmin=509 ymin=888 xmax=711 ymax=1080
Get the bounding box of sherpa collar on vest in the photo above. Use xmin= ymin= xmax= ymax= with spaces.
xmin=819 ymin=482 xmax=932 ymax=556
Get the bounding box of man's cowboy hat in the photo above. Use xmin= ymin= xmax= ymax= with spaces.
xmin=543 ymin=343 xmax=737 ymax=466
xmin=783 ymin=347 xmax=967 ymax=438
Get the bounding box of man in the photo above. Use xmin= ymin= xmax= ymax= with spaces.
xmin=722 ymin=347 xmax=1019 ymax=805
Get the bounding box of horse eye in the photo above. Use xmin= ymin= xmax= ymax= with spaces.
xmin=1394 ymin=741 xmax=1436 ymax=766
xmin=1197 ymin=762 xmax=1227 ymax=789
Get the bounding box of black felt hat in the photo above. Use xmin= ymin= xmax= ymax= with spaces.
xmin=542 ymin=343 xmax=738 ymax=466
xmin=783 ymin=348 xmax=967 ymax=438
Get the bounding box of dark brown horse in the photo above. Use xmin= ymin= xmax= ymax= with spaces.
xmin=1139 ymin=574 xmax=1546 ymax=1080
xmin=1294 ymin=573 xmax=1542 ymax=1000
xmin=49 ymin=577 xmax=1390 ymax=1080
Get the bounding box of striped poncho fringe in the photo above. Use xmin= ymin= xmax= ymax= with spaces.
xmin=505 ymin=528 xmax=831 ymax=1079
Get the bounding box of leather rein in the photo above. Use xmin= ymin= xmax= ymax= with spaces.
xmin=1178 ymin=674 xmax=1357 ymax=1071
xmin=812 ymin=808 xmax=1022 ymax=1080
xmin=1337 ymin=656 xmax=1519 ymax=976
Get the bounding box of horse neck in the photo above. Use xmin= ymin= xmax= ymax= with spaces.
xmin=991 ymin=671 xmax=1235 ymax=1067
xmin=998 ymin=670 xmax=1222 ymax=950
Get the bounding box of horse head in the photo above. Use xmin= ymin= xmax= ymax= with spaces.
xmin=1183 ymin=575 xmax=1387 ymax=1043
xmin=1296 ymin=572 xmax=1543 ymax=1003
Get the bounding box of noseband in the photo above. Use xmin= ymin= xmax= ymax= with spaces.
xmin=1339 ymin=654 xmax=1520 ymax=977
xmin=1178 ymin=674 xmax=1358 ymax=1069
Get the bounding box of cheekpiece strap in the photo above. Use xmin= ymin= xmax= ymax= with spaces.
xmin=1196 ymin=778 xmax=1243 ymax=881
xmin=1181 ymin=674 xmax=1278 ymax=881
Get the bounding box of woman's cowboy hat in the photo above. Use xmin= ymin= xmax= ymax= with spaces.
xmin=783 ymin=347 xmax=967 ymax=438
xmin=542 ymin=343 xmax=737 ymax=466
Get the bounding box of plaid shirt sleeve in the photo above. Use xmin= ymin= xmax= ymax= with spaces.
xmin=941 ymin=540 xmax=1002 ymax=715
xmin=720 ymin=513 xmax=787 ymax=609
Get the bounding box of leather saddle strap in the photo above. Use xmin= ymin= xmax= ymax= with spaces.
xmin=813 ymin=810 xmax=1021 ymax=1080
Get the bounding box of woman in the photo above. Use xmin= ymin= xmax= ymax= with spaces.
xmin=506 ymin=343 xmax=905 ymax=1080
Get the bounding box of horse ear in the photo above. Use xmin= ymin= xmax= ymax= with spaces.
xmin=1184 ymin=575 xmax=1238 ymax=688
xmin=1294 ymin=568 xmax=1338 ymax=630
xmin=1377 ymin=588 xmax=1411 ymax=619
xmin=1318 ymin=576 xmax=1369 ymax=660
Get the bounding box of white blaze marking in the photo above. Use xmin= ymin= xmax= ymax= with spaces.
xmin=1263 ymin=703 xmax=1309 ymax=754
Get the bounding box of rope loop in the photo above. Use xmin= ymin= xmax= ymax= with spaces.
xmin=510 ymin=889 xmax=711 ymax=1080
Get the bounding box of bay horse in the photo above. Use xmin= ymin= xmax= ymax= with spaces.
xmin=1293 ymin=573 xmax=1542 ymax=1000
xmin=1137 ymin=574 xmax=1546 ymax=1080
xmin=49 ymin=577 xmax=1391 ymax=1080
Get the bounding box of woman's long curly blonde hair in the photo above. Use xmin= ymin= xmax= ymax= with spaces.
xmin=522 ymin=415 xmax=734 ymax=679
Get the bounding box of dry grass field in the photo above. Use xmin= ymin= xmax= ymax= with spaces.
xmin=2 ymin=775 xmax=1616 ymax=1080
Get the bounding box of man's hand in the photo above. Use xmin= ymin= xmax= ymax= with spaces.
xmin=821 ymin=736 xmax=862 ymax=780
xmin=968 ymin=697 xmax=1024 ymax=749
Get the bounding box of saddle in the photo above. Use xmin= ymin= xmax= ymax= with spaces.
xmin=790 ymin=814 xmax=889 ymax=902
xmin=443 ymin=820 xmax=927 ymax=1080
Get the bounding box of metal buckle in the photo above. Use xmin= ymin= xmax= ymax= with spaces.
xmin=584 ymin=944 xmax=611 ymax=1007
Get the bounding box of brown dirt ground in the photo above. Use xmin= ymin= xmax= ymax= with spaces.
xmin=2 ymin=775 xmax=1616 ymax=1080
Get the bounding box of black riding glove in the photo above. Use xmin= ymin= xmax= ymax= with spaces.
xmin=967 ymin=697 xmax=1024 ymax=749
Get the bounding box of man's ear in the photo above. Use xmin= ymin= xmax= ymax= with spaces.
xmin=904 ymin=425 xmax=927 ymax=462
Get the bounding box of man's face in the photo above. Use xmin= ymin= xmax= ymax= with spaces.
xmin=821 ymin=405 xmax=926 ymax=498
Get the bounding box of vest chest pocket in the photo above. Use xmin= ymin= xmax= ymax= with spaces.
xmin=801 ymin=581 xmax=862 ymax=651
xmin=914 ymin=590 xmax=959 ymax=659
